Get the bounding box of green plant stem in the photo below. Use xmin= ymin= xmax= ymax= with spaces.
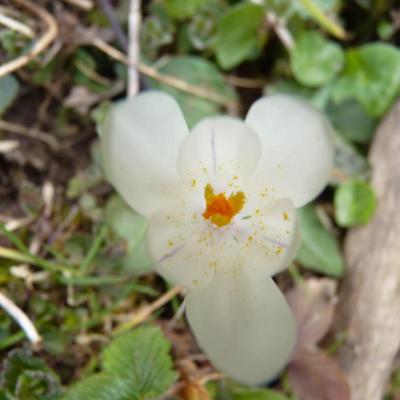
xmin=80 ymin=225 xmax=108 ymax=275
xmin=299 ymin=0 xmax=346 ymax=39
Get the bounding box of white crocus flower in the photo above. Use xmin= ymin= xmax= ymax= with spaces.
xmin=101 ymin=91 xmax=333 ymax=385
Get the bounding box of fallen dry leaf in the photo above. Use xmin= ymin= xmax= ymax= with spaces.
xmin=286 ymin=278 xmax=337 ymax=355
xmin=288 ymin=349 xmax=350 ymax=400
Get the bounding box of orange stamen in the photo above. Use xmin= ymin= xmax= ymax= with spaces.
xmin=202 ymin=184 xmax=245 ymax=227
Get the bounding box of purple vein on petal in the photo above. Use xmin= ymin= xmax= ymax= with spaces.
xmin=262 ymin=235 xmax=289 ymax=249
xmin=158 ymin=243 xmax=186 ymax=263
xmin=211 ymin=129 xmax=217 ymax=175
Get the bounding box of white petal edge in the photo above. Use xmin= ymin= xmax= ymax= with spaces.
xmin=177 ymin=116 xmax=262 ymax=190
xmin=245 ymin=94 xmax=333 ymax=208
xmin=186 ymin=270 xmax=296 ymax=385
xmin=147 ymin=203 xmax=240 ymax=289
xmin=101 ymin=91 xmax=188 ymax=217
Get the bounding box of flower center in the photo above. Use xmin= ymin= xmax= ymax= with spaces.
xmin=202 ymin=184 xmax=245 ymax=227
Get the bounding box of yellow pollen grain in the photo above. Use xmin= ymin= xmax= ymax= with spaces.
xmin=233 ymin=175 xmax=239 ymax=180
xmin=191 ymin=179 xmax=197 ymax=187
xmin=255 ymin=209 xmax=261 ymax=215
xmin=283 ymin=212 xmax=289 ymax=221
xmin=276 ymin=247 xmax=283 ymax=254
xmin=168 ymin=240 xmax=174 ymax=247
xmin=248 ymin=235 xmax=253 ymax=241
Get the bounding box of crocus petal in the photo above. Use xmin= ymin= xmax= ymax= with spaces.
xmin=235 ymin=198 xmax=301 ymax=278
xmin=177 ymin=116 xmax=261 ymax=190
xmin=245 ymin=94 xmax=333 ymax=207
xmin=147 ymin=202 xmax=240 ymax=289
xmin=186 ymin=270 xmax=296 ymax=385
xmin=101 ymin=91 xmax=189 ymax=217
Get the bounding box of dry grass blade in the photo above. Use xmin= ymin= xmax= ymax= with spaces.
xmin=114 ymin=286 xmax=183 ymax=333
xmin=0 ymin=120 xmax=59 ymax=150
xmin=0 ymin=12 xmax=34 ymax=37
xmin=0 ymin=0 xmax=58 ymax=78
xmin=91 ymin=37 xmax=236 ymax=108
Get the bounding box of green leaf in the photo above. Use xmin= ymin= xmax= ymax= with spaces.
xmin=165 ymin=0 xmax=212 ymax=20
xmin=145 ymin=56 xmax=237 ymax=127
xmin=0 ymin=75 xmax=19 ymax=116
xmin=214 ymin=3 xmax=266 ymax=70
xmin=102 ymin=327 xmax=176 ymax=397
xmin=265 ymin=79 xmax=332 ymax=109
xmin=291 ymin=31 xmax=344 ymax=87
xmin=330 ymin=132 xmax=370 ymax=184
xmin=105 ymin=195 xmax=152 ymax=275
xmin=62 ymin=373 xmax=132 ymax=400
xmin=1 ymin=349 xmax=61 ymax=400
xmin=327 ymin=99 xmax=377 ymax=143
xmin=297 ymin=205 xmax=344 ymax=277
xmin=232 ymin=388 xmax=289 ymax=400
xmin=332 ymin=43 xmax=400 ymax=116
xmin=63 ymin=327 xmax=176 ymax=400
xmin=334 ymin=180 xmax=376 ymax=226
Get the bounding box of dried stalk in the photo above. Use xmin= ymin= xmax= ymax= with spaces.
xmin=91 ymin=37 xmax=235 ymax=108
xmin=0 ymin=291 xmax=41 ymax=345
xmin=0 ymin=0 xmax=58 ymax=78
xmin=128 ymin=0 xmax=141 ymax=96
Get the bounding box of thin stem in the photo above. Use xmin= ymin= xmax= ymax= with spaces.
xmin=0 ymin=291 xmax=41 ymax=345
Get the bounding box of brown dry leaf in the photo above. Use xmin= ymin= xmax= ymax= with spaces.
xmin=288 ymin=349 xmax=350 ymax=400
xmin=286 ymin=278 xmax=337 ymax=355
xmin=178 ymin=381 xmax=212 ymax=400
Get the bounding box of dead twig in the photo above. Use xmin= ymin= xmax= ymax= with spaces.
xmin=0 ymin=12 xmax=34 ymax=37
xmin=91 ymin=37 xmax=235 ymax=108
xmin=0 ymin=120 xmax=59 ymax=150
xmin=0 ymin=291 xmax=42 ymax=346
xmin=266 ymin=11 xmax=294 ymax=50
xmin=0 ymin=0 xmax=58 ymax=78
xmin=128 ymin=0 xmax=141 ymax=97
xmin=114 ymin=286 xmax=183 ymax=333
xmin=62 ymin=0 xmax=94 ymax=11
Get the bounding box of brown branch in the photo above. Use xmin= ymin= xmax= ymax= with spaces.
xmin=91 ymin=37 xmax=236 ymax=108
xmin=0 ymin=120 xmax=59 ymax=150
xmin=0 ymin=0 xmax=58 ymax=78
xmin=113 ymin=286 xmax=183 ymax=333
xmin=334 ymin=100 xmax=400 ymax=400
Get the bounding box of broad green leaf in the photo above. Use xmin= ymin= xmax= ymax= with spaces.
xmin=214 ymin=3 xmax=266 ymax=70
xmin=102 ymin=327 xmax=176 ymax=397
xmin=232 ymin=388 xmax=289 ymax=400
xmin=297 ymin=205 xmax=344 ymax=277
xmin=332 ymin=43 xmax=400 ymax=116
xmin=327 ymin=100 xmax=377 ymax=143
xmin=145 ymin=56 xmax=237 ymax=127
xmin=165 ymin=0 xmax=212 ymax=19
xmin=291 ymin=31 xmax=344 ymax=87
xmin=63 ymin=327 xmax=176 ymax=400
xmin=62 ymin=373 xmax=132 ymax=400
xmin=1 ymin=349 xmax=61 ymax=400
xmin=0 ymin=75 xmax=19 ymax=116
xmin=334 ymin=180 xmax=376 ymax=226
